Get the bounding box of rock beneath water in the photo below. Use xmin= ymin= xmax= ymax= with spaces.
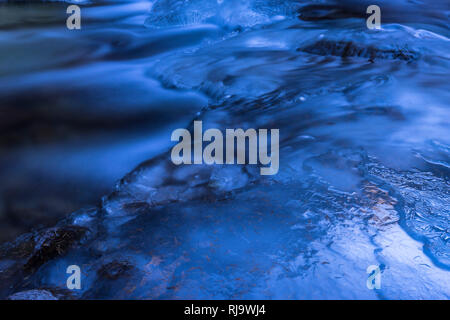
xmin=0 ymin=0 xmax=449 ymax=300
xmin=23 ymin=226 xmax=89 ymax=273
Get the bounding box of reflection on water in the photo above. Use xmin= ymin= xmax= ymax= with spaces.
xmin=0 ymin=0 xmax=449 ymax=299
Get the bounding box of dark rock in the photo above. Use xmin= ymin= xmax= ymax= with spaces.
xmin=298 ymin=40 xmax=419 ymax=62
xmin=297 ymin=1 xmax=449 ymax=26
xmin=97 ymin=260 xmax=133 ymax=280
xmin=23 ymin=226 xmax=88 ymax=273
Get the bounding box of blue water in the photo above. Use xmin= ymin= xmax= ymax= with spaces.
xmin=0 ymin=0 xmax=449 ymax=299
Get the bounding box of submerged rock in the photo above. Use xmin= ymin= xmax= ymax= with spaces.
xmin=298 ymin=40 xmax=419 ymax=62
xmin=97 ymin=260 xmax=134 ymax=280
xmin=297 ymin=1 xmax=449 ymax=26
xmin=0 ymin=0 xmax=449 ymax=300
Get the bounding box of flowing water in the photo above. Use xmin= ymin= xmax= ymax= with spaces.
xmin=0 ymin=0 xmax=449 ymax=299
